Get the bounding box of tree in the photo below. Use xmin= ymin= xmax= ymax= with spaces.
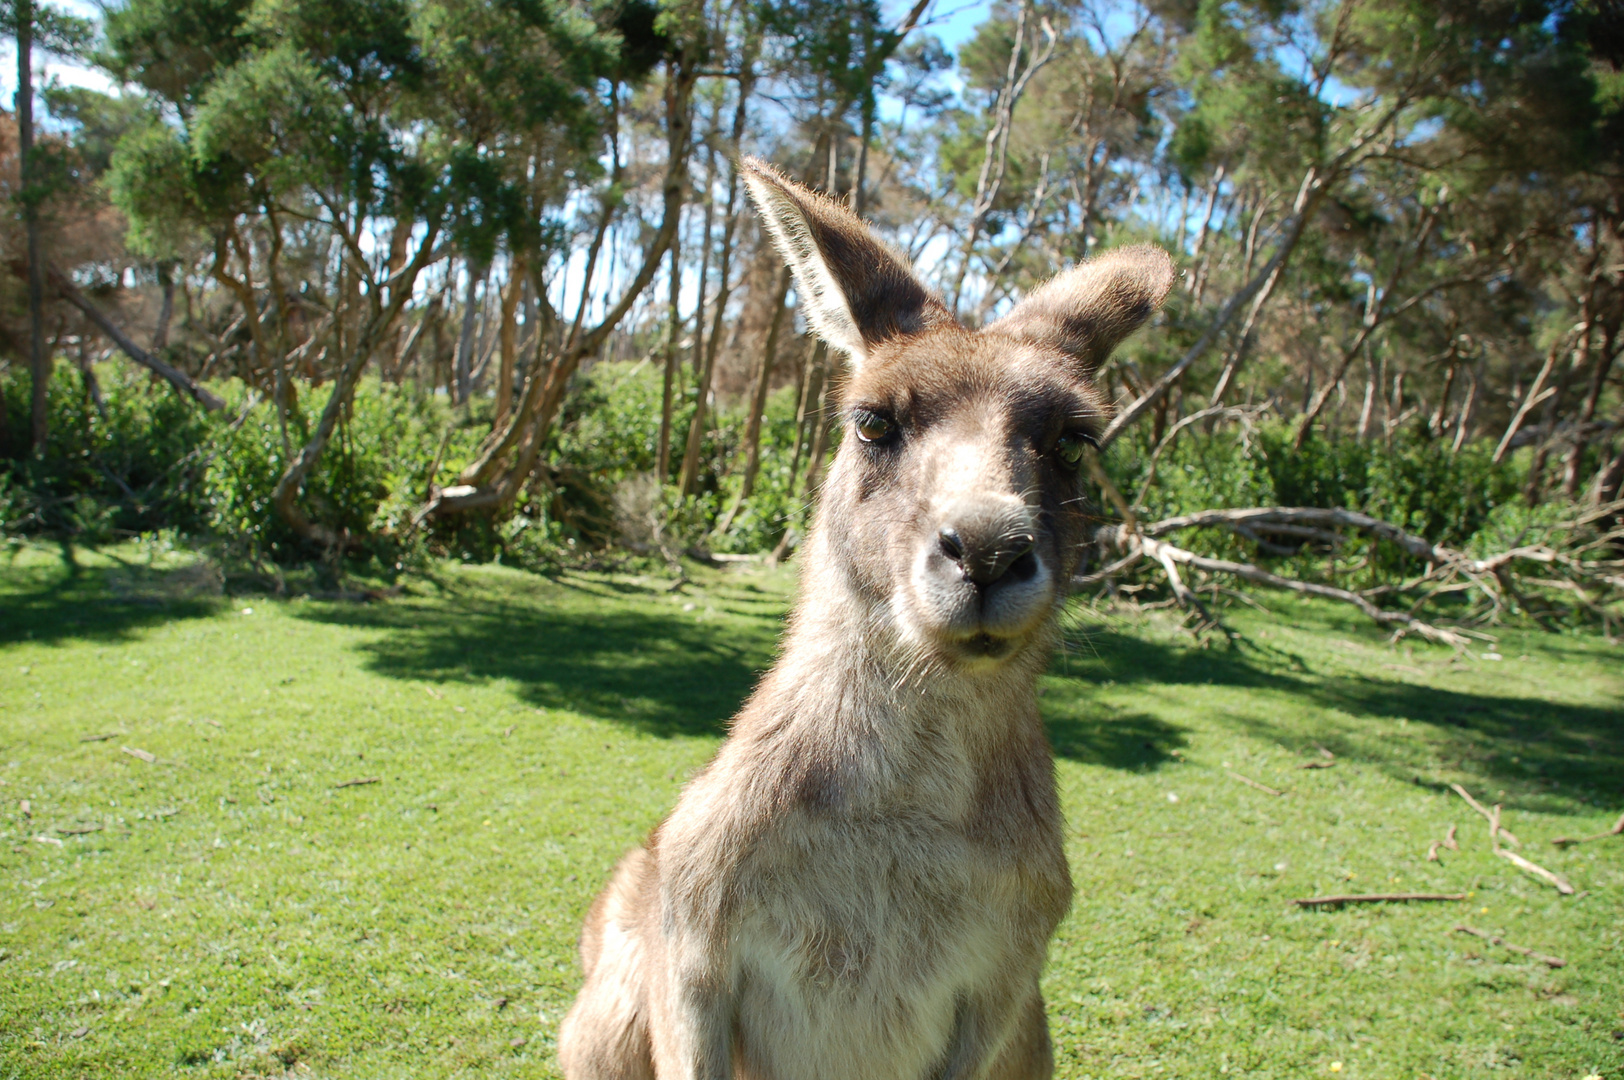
xmin=2 ymin=0 xmax=90 ymax=453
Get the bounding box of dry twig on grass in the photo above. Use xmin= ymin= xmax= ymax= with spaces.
xmin=1293 ymin=893 xmax=1465 ymax=908
xmin=1551 ymin=810 xmax=1624 ymax=847
xmin=1450 ymin=783 xmax=1520 ymax=847
xmin=1225 ymin=768 xmax=1285 ymax=796
xmin=1300 ymin=760 xmax=1336 ymax=770
xmin=1453 ymin=925 xmax=1566 ymax=968
xmin=80 ymin=733 xmax=118 ymax=743
xmin=333 ymin=777 xmax=381 ymax=789
xmin=1428 ymin=823 xmax=1460 ymax=861
xmin=121 ymin=747 xmax=156 ymax=764
xmin=1493 ymin=847 xmax=1576 ymax=895
xmin=1486 ymin=803 xmax=1575 ymax=893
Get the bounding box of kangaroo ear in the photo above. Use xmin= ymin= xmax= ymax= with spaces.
xmin=741 ymin=156 xmax=951 ymax=369
xmin=990 ymin=245 xmax=1175 ymax=374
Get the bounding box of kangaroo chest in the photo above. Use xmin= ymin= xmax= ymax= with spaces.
xmin=721 ymin=745 xmax=1070 ymax=1080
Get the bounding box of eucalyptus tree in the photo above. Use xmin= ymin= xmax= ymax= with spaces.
xmin=419 ymin=0 xmax=705 ymax=521
xmin=2 ymin=0 xmax=91 ymax=453
xmin=103 ymin=0 xmax=632 ymax=544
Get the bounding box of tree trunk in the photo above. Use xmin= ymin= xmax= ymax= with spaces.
xmin=679 ymin=68 xmax=755 ymax=498
xmin=1103 ymin=164 xmax=1327 ymax=450
xmin=657 ymin=238 xmax=682 ymax=479
xmin=48 ymin=267 xmax=225 ymax=409
xmin=18 ymin=0 xmax=50 ymax=455
xmin=271 ymin=222 xmax=443 ymax=546
xmin=420 ymin=56 xmax=699 ymax=522
xmin=455 ymin=258 xmax=487 ymax=405
xmin=152 ymin=262 xmax=176 ymax=351
xmin=801 ymin=360 xmax=836 ymax=497
xmin=948 ymin=0 xmax=1057 ymax=315
xmin=716 ymin=266 xmax=791 ymax=533
xmin=495 ymin=256 xmax=525 ymax=428
xmin=691 ymin=143 xmax=717 ymax=393
xmin=788 ymin=341 xmax=825 ymax=495
xmin=1562 ymin=329 xmax=1618 ymax=499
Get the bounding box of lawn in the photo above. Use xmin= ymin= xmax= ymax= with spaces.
xmin=1 ymin=538 xmax=1621 ymax=1079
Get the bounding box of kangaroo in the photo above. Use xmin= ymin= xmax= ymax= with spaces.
xmin=559 ymin=157 xmax=1173 ymax=1080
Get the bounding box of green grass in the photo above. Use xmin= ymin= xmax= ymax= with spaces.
xmin=1 ymin=539 xmax=1621 ymax=1079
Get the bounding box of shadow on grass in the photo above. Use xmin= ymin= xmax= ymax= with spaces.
xmin=306 ymin=577 xmax=1195 ymax=771
xmin=0 ymin=547 xmax=224 ymax=647
xmin=1042 ymin=699 xmax=1189 ymax=771
xmin=1051 ymin=619 xmax=1623 ymax=809
xmin=299 ymin=587 xmax=775 ymax=740
xmin=295 ymin=571 xmax=1619 ymax=797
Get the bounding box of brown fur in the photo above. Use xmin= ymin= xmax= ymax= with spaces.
xmin=559 ymin=158 xmax=1173 ymax=1080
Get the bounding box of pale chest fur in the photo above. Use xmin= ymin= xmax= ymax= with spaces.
xmin=658 ymin=681 xmax=1072 ymax=1080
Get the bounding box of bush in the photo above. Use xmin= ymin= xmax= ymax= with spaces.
xmin=1106 ymin=420 xmax=1524 ymax=586
xmin=543 ymin=360 xmax=810 ymax=555
xmin=0 ymin=361 xmax=214 ymax=540
xmin=203 ymin=379 xmax=459 ymax=561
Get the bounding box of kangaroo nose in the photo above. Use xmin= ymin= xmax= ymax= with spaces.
xmin=937 ymin=525 xmax=1037 ymax=586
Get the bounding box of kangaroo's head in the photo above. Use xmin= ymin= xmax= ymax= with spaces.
xmin=743 ymin=158 xmax=1172 ymax=674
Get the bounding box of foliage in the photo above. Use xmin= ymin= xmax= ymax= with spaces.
xmin=201 ymin=379 xmax=457 ymax=561
xmin=1124 ymin=422 xmax=1521 ymax=546
xmin=0 ymin=363 xmax=214 ymax=540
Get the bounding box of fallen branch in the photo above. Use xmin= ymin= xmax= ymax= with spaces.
xmin=1449 ymin=784 xmax=1520 ymax=847
xmin=48 ymin=266 xmax=226 ymax=410
xmin=1104 ymin=530 xmax=1474 ymax=647
xmin=1551 ymin=810 xmax=1624 ymax=847
xmin=1453 ymin=925 xmax=1566 ymax=968
xmin=1293 ymin=893 xmax=1465 ymax=908
xmin=1300 ymin=760 xmax=1336 ymax=770
xmin=1426 ymin=824 xmax=1459 ymax=863
xmin=1493 ymin=847 xmax=1575 ymax=895
xmin=1225 ymin=768 xmax=1285 ymax=796
xmin=333 ymin=777 xmax=381 ymax=789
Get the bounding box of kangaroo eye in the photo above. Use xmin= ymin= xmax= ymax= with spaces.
xmin=853 ymin=408 xmax=897 ymax=444
xmin=1055 ymin=432 xmax=1096 ymax=469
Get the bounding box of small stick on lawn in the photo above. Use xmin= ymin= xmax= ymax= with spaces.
xmin=1450 ymin=783 xmax=1520 ymax=847
xmin=1429 ymin=822 xmax=1460 ymax=861
xmin=1493 ymin=847 xmax=1575 ymax=895
xmin=1551 ymin=810 xmax=1624 ymax=847
xmin=1453 ymin=925 xmax=1566 ymax=968
xmin=333 ymin=777 xmax=381 ymax=789
xmin=1293 ymin=893 xmax=1466 ymax=908
xmin=1225 ymin=769 xmax=1285 ymax=796
xmin=1300 ymin=760 xmax=1336 ymax=770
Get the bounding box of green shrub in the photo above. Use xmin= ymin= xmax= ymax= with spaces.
xmin=1105 ymin=420 xmax=1524 ymax=587
xmin=203 ymin=379 xmax=461 ymax=561
xmin=0 ymin=361 xmax=214 ymax=540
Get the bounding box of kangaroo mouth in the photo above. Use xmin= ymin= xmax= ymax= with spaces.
xmin=948 ymin=631 xmax=1017 ymax=662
